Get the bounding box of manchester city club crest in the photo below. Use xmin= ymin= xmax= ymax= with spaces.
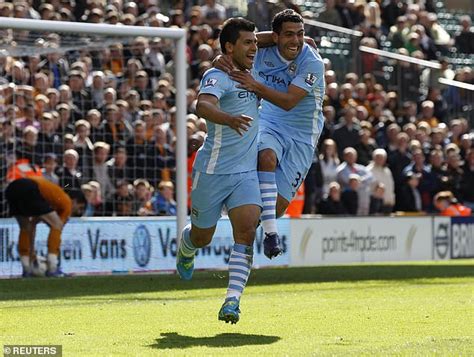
xmin=133 ymin=224 xmax=151 ymax=267
xmin=288 ymin=62 xmax=297 ymax=74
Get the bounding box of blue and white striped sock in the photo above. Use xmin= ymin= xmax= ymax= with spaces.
xmin=179 ymin=224 xmax=197 ymax=257
xmin=226 ymin=243 xmax=253 ymax=301
xmin=258 ymin=171 xmax=278 ymax=235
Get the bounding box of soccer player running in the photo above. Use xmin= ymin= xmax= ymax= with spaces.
xmin=5 ymin=176 xmax=72 ymax=277
xmin=222 ymin=10 xmax=325 ymax=258
xmin=176 ymin=18 xmax=261 ymax=324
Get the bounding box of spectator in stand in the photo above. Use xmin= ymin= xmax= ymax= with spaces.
xmin=106 ymin=180 xmax=134 ymax=216
xmin=15 ymin=104 xmax=39 ymax=131
xmin=382 ymin=123 xmax=401 ymax=153
xmin=319 ymin=181 xmax=348 ymax=215
xmin=89 ymin=71 xmax=105 ymax=109
xmin=402 ymin=148 xmax=437 ymax=212
xmin=36 ymin=112 xmax=62 ymax=157
xmin=124 ymin=89 xmax=142 ymax=123
xmin=459 ymin=133 xmax=472 ymax=160
xmin=56 ymin=103 xmax=75 ymax=134
xmin=354 ymin=128 xmax=376 ymax=166
xmin=428 ymin=148 xmax=449 ymax=190
xmin=337 ymin=147 xmax=373 ymax=215
xmin=412 ymin=24 xmax=437 ymax=60
xmin=444 ymin=149 xmax=464 ymax=200
xmin=367 ymin=148 xmax=395 ymax=213
xmin=16 ymin=125 xmax=42 ymax=166
xmin=148 ymin=180 xmax=177 ymax=216
xmin=98 ymin=87 xmax=117 ymax=114
xmin=333 ymin=106 xmax=361 ymax=158
xmin=388 ymin=16 xmax=407 ymax=49
xmin=91 ymin=141 xmax=114 ymax=199
xmin=428 ymin=13 xmax=452 ymax=49
xmin=381 ymin=0 xmax=404 ymax=30
xmin=369 ymin=182 xmax=386 ymax=215
xmin=200 ymin=0 xmax=226 ymax=27
xmin=341 ymin=174 xmax=360 ymax=215
xmin=126 ymin=119 xmax=148 ymax=181
xmin=447 ymin=119 xmax=464 ymax=146
xmin=143 ymin=109 xmax=161 ymax=140
xmin=324 ymin=83 xmax=342 ymax=118
xmin=86 ymin=109 xmax=104 ymax=142
xmin=420 ymin=58 xmax=455 ymax=92
xmin=73 ymin=119 xmax=94 ymax=174
xmin=107 ymin=146 xmax=131 ymax=187
xmin=133 ymin=179 xmax=152 ymax=215
xmin=134 ymin=70 xmax=154 ymax=100
xmin=396 ymin=171 xmax=423 ymax=213
xmin=388 ymin=133 xmax=411 ymax=188
xmin=39 ymin=43 xmax=69 ymax=88
xmin=68 ymin=70 xmax=91 ymax=118
xmin=433 ymin=191 xmax=472 ymax=217
xmin=147 ymin=125 xmax=175 ymax=185
xmin=319 ymin=138 xmax=340 ymax=197
xmin=101 ymin=104 xmax=127 ymax=146
xmin=81 ymin=182 xmax=103 ymax=217
xmin=455 ymin=16 xmax=474 ymax=54
xmin=57 ymin=149 xmax=84 ymax=198
xmin=319 ymin=0 xmax=342 ymax=26
xmin=63 ymin=133 xmax=75 ymax=152
xmin=41 ymin=153 xmax=59 ymax=185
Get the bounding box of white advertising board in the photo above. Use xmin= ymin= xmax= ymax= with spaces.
xmin=0 ymin=217 xmax=290 ymax=278
xmin=290 ymin=217 xmax=433 ymax=266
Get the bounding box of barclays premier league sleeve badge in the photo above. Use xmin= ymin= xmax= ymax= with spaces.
xmin=305 ymin=73 xmax=316 ymax=86
xmin=204 ymin=78 xmax=217 ymax=88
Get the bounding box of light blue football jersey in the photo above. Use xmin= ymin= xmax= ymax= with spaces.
xmin=193 ymin=68 xmax=259 ymax=174
xmin=254 ymin=43 xmax=325 ymax=147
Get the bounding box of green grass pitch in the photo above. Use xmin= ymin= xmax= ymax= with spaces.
xmin=1 ymin=260 xmax=473 ymax=356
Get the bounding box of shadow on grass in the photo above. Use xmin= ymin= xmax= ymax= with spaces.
xmin=148 ymin=332 xmax=280 ymax=349
xmin=0 ymin=263 xmax=473 ymax=301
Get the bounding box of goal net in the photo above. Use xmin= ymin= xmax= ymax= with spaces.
xmin=0 ymin=18 xmax=188 ymax=233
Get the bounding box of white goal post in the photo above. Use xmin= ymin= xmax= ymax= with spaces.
xmin=0 ymin=17 xmax=188 ymax=236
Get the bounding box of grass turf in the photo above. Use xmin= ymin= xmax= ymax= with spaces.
xmin=0 ymin=260 xmax=473 ymax=356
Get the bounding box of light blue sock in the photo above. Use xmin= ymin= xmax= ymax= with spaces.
xmin=226 ymin=243 xmax=253 ymax=301
xmin=258 ymin=171 xmax=278 ymax=235
xmin=179 ymin=224 xmax=197 ymax=257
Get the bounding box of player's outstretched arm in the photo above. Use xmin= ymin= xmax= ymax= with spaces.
xmin=196 ymin=94 xmax=253 ymax=136
xmin=230 ymin=71 xmax=307 ymax=111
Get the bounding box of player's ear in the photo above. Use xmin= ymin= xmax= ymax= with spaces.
xmin=272 ymin=31 xmax=278 ymax=44
xmin=224 ymin=42 xmax=233 ymax=55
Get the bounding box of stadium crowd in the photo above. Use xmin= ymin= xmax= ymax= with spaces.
xmin=0 ymin=0 xmax=472 ymax=217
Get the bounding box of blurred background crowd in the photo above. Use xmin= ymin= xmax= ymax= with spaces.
xmin=0 ymin=0 xmax=472 ymax=217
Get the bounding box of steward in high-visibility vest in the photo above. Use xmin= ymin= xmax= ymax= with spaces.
xmin=434 ymin=191 xmax=472 ymax=217
xmin=286 ymin=183 xmax=305 ymax=218
xmin=6 ymin=158 xmax=42 ymax=182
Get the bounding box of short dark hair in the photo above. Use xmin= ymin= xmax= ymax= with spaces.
xmin=219 ymin=17 xmax=255 ymax=55
xmin=272 ymin=9 xmax=304 ymax=34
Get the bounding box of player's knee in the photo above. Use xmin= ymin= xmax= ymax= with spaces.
xmin=190 ymin=233 xmax=213 ymax=248
xmin=258 ymin=150 xmax=277 ymax=171
xmin=234 ymin=226 xmax=257 ymax=245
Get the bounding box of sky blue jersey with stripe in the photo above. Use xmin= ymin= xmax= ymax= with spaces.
xmin=254 ymin=43 xmax=325 ymax=148
xmin=193 ymin=68 xmax=259 ymax=175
